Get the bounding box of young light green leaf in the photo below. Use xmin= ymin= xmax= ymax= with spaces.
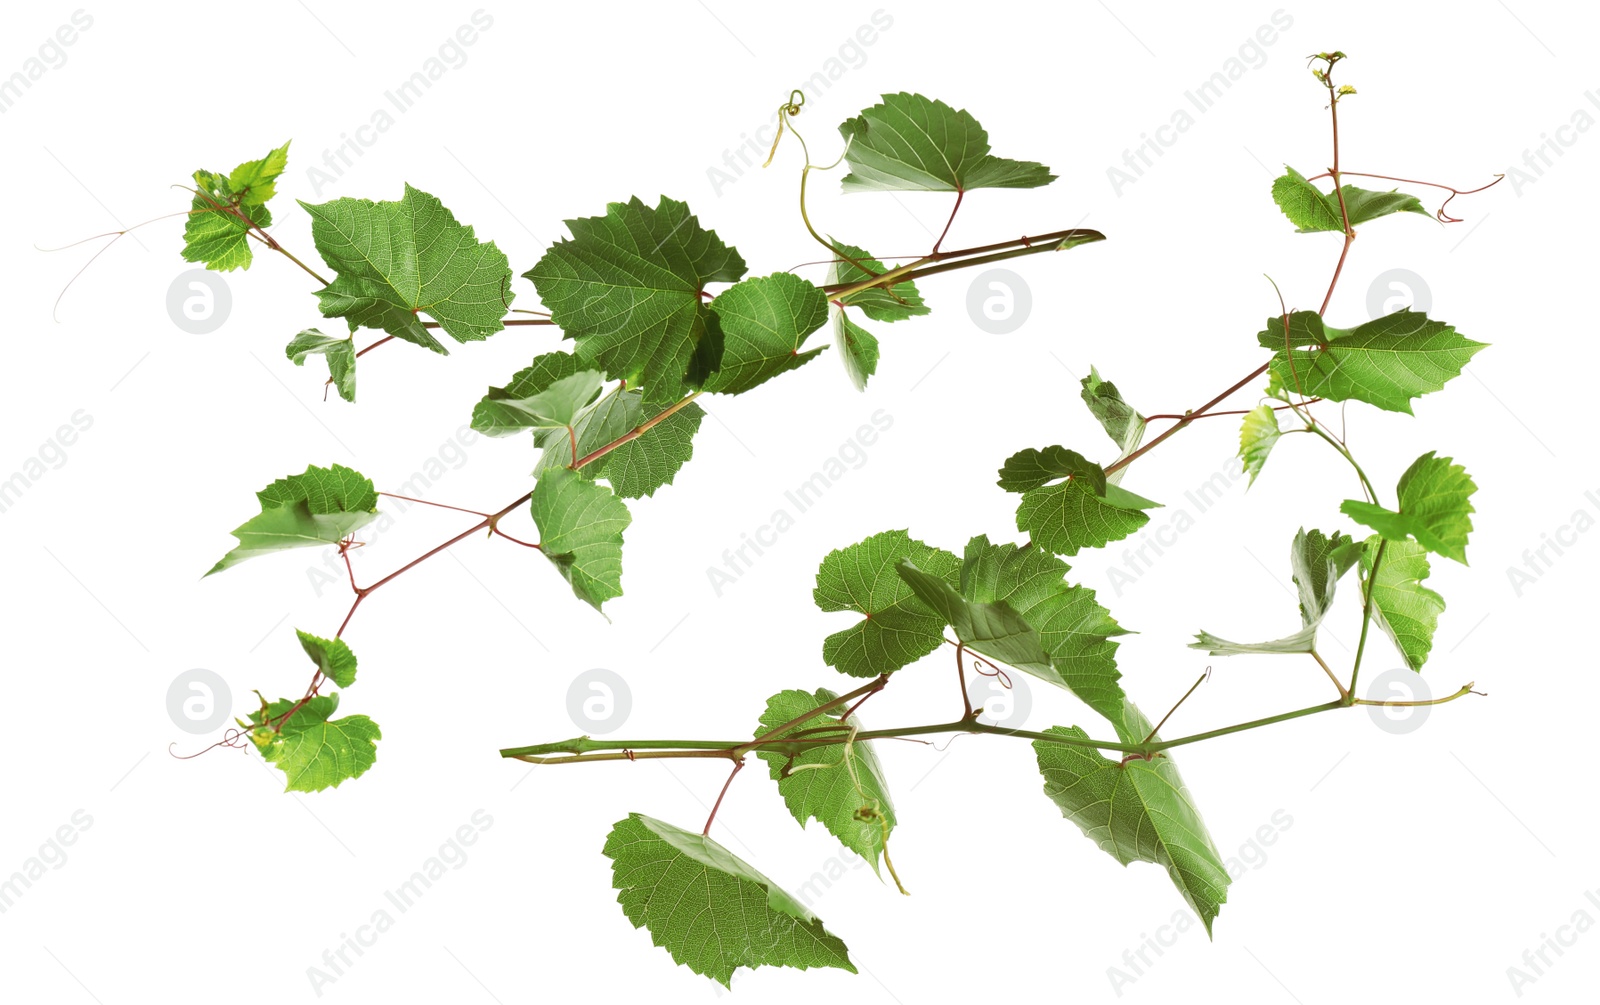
xmin=701 ymin=273 xmax=829 ymax=395
xmin=959 ymin=536 xmax=1130 ymax=724
xmin=832 ymin=310 xmax=880 ymax=391
xmin=826 ymin=241 xmax=929 ymax=322
xmin=838 ymin=93 xmax=1055 ymax=192
xmin=249 ymin=694 xmax=380 ymax=793
xmin=1191 ymin=528 xmax=1358 ymax=656
xmin=285 ymin=328 xmax=356 ymax=402
xmin=1034 ymin=703 xmax=1229 ymax=935
xmin=1257 ymin=309 xmax=1486 ymax=414
xmin=302 ymin=184 xmax=512 ymax=354
xmin=999 ymin=447 xmax=1160 ymax=557
xmin=530 ymin=468 xmax=631 ymax=611
xmin=181 ymin=141 xmax=290 ymax=271
xmin=603 ymin=813 xmax=856 ymax=987
xmin=527 ymin=196 xmax=746 ymax=404
xmin=295 ymin=629 xmax=358 ymax=688
xmin=1341 ymin=452 xmax=1477 ymax=564
xmin=895 ymin=559 xmax=1052 ymax=674
xmin=754 ymin=688 xmax=896 ymax=875
xmin=207 ymin=464 xmax=379 ymax=576
xmin=1364 ymin=536 xmax=1445 ymax=672
xmin=1271 ymin=165 xmax=1429 ymax=234
xmin=1080 ymin=367 xmax=1146 ymax=484
xmin=1237 ymin=404 xmax=1281 ymax=486
xmin=472 ymin=352 xmax=586 ymax=437
xmin=814 ymin=530 xmax=961 ymax=678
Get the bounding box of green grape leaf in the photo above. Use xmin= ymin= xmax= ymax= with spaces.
xmin=1000 ymin=447 xmax=1160 ymax=557
xmin=959 ymin=536 xmax=1129 ymax=724
xmin=301 ymin=184 xmax=513 ymax=354
xmin=471 ymin=369 xmax=604 ymax=445
xmin=532 ymin=389 xmax=704 ymax=499
xmin=1341 ymin=452 xmax=1477 ymax=565
xmin=207 ymin=464 xmax=379 ymax=576
xmin=603 ymin=813 xmax=856 ymax=987
xmin=248 ymin=693 xmax=380 ymax=793
xmin=181 ymin=141 xmax=290 ymax=271
xmin=754 ymin=688 xmax=896 ymax=875
xmin=295 ymin=629 xmax=358 ymax=688
xmin=1237 ymin=404 xmax=1281 ymax=487
xmin=814 ymin=530 xmax=961 ymax=678
xmin=1080 ymin=367 xmax=1146 ymax=484
xmin=831 ymin=310 xmax=880 ymax=392
xmin=1363 ymin=536 xmax=1445 ymax=672
xmin=838 ymin=92 xmax=1054 ymax=192
xmin=530 ymin=468 xmax=631 ymax=611
xmin=895 ymin=559 xmax=1052 ymax=674
xmin=1271 ymin=165 xmax=1429 ymax=233
xmin=472 ymin=352 xmax=585 ymax=438
xmin=826 ymin=241 xmax=929 ymax=322
xmin=1257 ymin=309 xmax=1486 ymax=414
xmin=285 ymin=328 xmax=356 ymax=403
xmin=701 ymin=273 xmax=829 ymax=395
xmin=1190 ymin=528 xmax=1359 ymax=656
xmin=1034 ymin=703 xmax=1229 ymax=934
xmin=527 ymin=196 xmax=746 ymax=405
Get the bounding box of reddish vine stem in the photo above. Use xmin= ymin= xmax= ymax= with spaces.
xmin=1304 ymin=169 xmax=1504 ymax=223
xmin=702 ymin=760 xmax=746 ymax=835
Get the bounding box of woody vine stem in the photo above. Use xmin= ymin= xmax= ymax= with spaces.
xmin=498 ymin=53 xmax=1491 ymax=835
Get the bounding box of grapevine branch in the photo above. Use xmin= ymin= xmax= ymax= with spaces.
xmin=499 ymin=53 xmax=1497 ymax=832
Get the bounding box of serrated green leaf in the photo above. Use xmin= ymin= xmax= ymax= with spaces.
xmin=1080 ymin=367 xmax=1146 ymax=484
xmin=831 ymin=310 xmax=880 ymax=391
xmin=702 ymin=273 xmax=829 ymax=395
xmin=959 ymin=536 xmax=1129 ymax=723
xmin=181 ymin=141 xmax=290 ymax=271
xmin=295 ymin=629 xmax=358 ymax=688
xmin=826 ymin=241 xmax=929 ymax=322
xmin=302 ymin=184 xmax=512 ymax=354
xmin=814 ymin=530 xmax=961 ymax=678
xmin=1257 ymin=309 xmax=1486 ymax=414
xmin=1191 ymin=528 xmax=1358 ymax=656
xmin=838 ymin=93 xmax=1054 ymax=192
xmin=1238 ymin=404 xmax=1282 ymax=487
xmin=248 ymin=693 xmax=380 ymax=793
xmin=1341 ymin=452 xmax=1477 ymax=564
xmin=285 ymin=328 xmax=356 ymax=402
xmin=1271 ymin=165 xmax=1429 ymax=234
xmin=207 ymin=464 xmax=379 ymax=576
xmin=527 ymin=196 xmax=746 ymax=405
xmin=1364 ymin=536 xmax=1445 ymax=672
xmin=603 ymin=813 xmax=856 ymax=987
xmin=533 ymin=389 xmax=704 ymax=499
xmin=1000 ymin=447 xmax=1159 ymax=558
xmin=754 ymin=688 xmax=896 ymax=875
xmin=895 ymin=559 xmax=1052 ymax=674
xmin=530 ymin=468 xmax=631 ymax=611
xmin=1034 ymin=703 xmax=1229 ymax=934
xmin=472 ymin=352 xmax=586 ymax=437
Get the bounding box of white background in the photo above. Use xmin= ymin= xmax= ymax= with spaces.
xmin=1 ymin=1 xmax=1594 ymax=1002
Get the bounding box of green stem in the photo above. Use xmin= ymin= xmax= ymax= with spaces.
xmin=1345 ymin=537 xmax=1387 ymax=702
xmin=1305 ymin=422 xmax=1379 ymax=505
xmin=818 ymin=229 xmax=1105 ymax=301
